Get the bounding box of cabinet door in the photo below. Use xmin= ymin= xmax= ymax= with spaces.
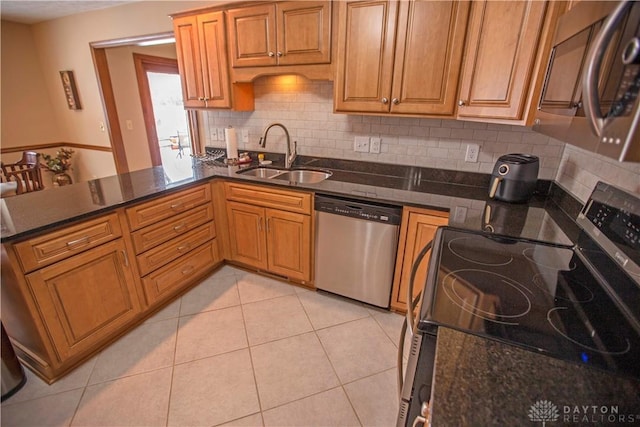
xmin=277 ymin=1 xmax=332 ymax=66
xmin=457 ymin=1 xmax=547 ymax=120
xmin=226 ymin=201 xmax=268 ymax=269
xmin=266 ymin=208 xmax=311 ymax=282
xmin=227 ymin=4 xmax=277 ymax=68
xmin=391 ymin=211 xmax=448 ymax=312
xmin=335 ymin=0 xmax=398 ymax=113
xmin=26 ymin=240 xmax=141 ymax=361
xmin=174 ymin=14 xmax=206 ymax=108
xmin=390 ymin=0 xmax=470 ymax=115
xmin=197 ymin=11 xmax=232 ymax=108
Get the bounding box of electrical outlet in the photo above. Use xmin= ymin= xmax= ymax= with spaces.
xmin=354 ymin=136 xmax=370 ymax=153
xmin=241 ymin=129 xmax=249 ymax=144
xmin=465 ymin=144 xmax=479 ymax=162
xmin=210 ymin=128 xmax=218 ymax=141
xmin=370 ymin=137 xmax=381 ymax=153
xmin=217 ymin=128 xmax=225 ymax=141
xmin=453 ymin=206 xmax=468 ymax=223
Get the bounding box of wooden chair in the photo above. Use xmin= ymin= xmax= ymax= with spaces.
xmin=1 ymin=151 xmax=45 ymax=195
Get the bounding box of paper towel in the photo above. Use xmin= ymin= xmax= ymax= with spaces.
xmin=225 ymin=127 xmax=238 ymax=159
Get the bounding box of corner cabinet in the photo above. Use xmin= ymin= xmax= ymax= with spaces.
xmin=455 ymin=0 xmax=560 ymax=124
xmin=390 ymin=207 xmax=449 ymax=313
xmin=335 ymin=0 xmax=470 ymax=116
xmin=173 ymin=11 xmax=254 ymax=110
xmin=224 ymin=182 xmax=312 ymax=284
xmin=226 ymin=1 xmax=332 ymax=68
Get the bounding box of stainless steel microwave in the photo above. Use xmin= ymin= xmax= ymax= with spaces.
xmin=533 ymin=1 xmax=639 ymax=162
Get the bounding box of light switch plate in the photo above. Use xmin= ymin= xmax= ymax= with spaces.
xmin=241 ymin=129 xmax=249 ymax=144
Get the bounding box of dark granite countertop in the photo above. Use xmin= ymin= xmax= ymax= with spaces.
xmin=432 ymin=327 xmax=640 ymax=426
xmin=0 ymin=155 xmax=580 ymax=244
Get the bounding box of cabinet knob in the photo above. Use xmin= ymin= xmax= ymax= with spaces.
xmin=198 ymin=97 xmax=205 ymax=101
xmin=381 ymin=98 xmax=389 ymax=104
xmin=392 ymin=98 xmax=400 ymax=105
xmin=458 ymin=100 xmax=466 ymax=107
xmin=268 ymin=51 xmax=275 ymax=57
xmin=277 ymin=51 xmax=283 ymax=57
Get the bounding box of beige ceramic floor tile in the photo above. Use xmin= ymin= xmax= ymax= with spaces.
xmin=262 ymin=387 xmax=360 ymax=427
xmin=180 ymin=273 xmax=240 ymax=316
xmin=168 ymin=349 xmax=260 ymax=427
xmin=297 ymin=290 xmax=370 ymax=330
xmin=3 ymin=357 xmax=96 ymax=405
xmin=88 ymin=318 xmax=177 ymax=384
xmin=344 ymin=368 xmax=399 ymax=427
xmin=72 ymin=368 xmax=172 ymax=426
xmin=251 ymin=332 xmax=340 ymax=410
xmin=215 ymin=412 xmax=263 ymax=426
xmin=174 ymin=305 xmax=247 ymax=364
xmin=317 ymin=317 xmax=398 ymax=383
xmin=369 ymin=308 xmax=412 ymax=358
xmin=215 ymin=265 xmax=244 ymax=277
xmin=1 ymin=388 xmax=84 ymax=427
xmin=236 ymin=272 xmax=296 ymax=304
xmin=242 ymin=294 xmax=313 ymax=345
xmin=144 ymin=298 xmax=181 ymax=324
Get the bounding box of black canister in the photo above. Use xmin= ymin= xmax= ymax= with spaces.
xmin=488 ymin=154 xmax=539 ymax=203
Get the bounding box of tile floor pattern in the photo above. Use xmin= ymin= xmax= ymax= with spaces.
xmin=1 ymin=266 xmax=411 ymax=427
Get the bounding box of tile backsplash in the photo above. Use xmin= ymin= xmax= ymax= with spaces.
xmin=203 ymin=75 xmax=638 ymax=203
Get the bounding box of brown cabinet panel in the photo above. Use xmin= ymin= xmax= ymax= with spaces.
xmin=224 ymin=182 xmax=311 ymax=214
xmin=226 ymin=201 xmax=268 ymax=269
xmin=131 ymin=203 xmax=214 ymax=254
xmin=26 ymin=239 xmax=141 ymax=361
xmin=228 ymin=1 xmax=331 ymax=68
xmin=391 ymin=208 xmax=449 ymax=313
xmin=136 ymin=222 xmax=216 ymax=276
xmin=457 ymin=0 xmax=547 ymax=120
xmin=15 ymin=213 xmax=122 ymax=273
xmin=141 ymin=241 xmax=220 ymax=305
xmin=126 ymin=184 xmax=211 ymax=231
xmin=266 ymin=208 xmax=311 ymax=281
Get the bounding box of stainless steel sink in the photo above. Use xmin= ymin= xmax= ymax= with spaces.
xmin=236 ymin=167 xmax=332 ymax=184
xmin=237 ymin=167 xmax=285 ymax=179
xmin=271 ymin=169 xmax=332 ymax=184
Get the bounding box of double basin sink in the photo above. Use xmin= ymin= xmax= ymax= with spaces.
xmin=237 ymin=166 xmax=332 ymax=184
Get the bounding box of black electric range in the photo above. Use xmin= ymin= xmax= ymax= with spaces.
xmin=398 ymin=182 xmax=640 ymax=427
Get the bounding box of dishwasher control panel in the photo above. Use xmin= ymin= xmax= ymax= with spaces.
xmin=314 ymin=195 xmax=402 ymax=225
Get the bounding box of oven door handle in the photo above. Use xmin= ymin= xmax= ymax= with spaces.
xmin=397 ymin=291 xmax=423 ymax=398
xmin=583 ymin=0 xmax=632 ymax=137
xmin=406 ymin=240 xmax=433 ymax=334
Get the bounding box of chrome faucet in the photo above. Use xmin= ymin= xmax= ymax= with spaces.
xmin=258 ymin=123 xmax=297 ymax=169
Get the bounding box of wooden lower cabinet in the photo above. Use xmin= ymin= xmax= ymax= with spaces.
xmin=25 ymin=239 xmax=141 ymax=362
xmin=266 ymin=208 xmax=311 ymax=281
xmin=226 ymin=201 xmax=268 ymax=270
xmin=390 ymin=207 xmax=449 ymax=313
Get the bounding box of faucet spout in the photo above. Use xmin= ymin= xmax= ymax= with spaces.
xmin=259 ymin=123 xmax=297 ymax=168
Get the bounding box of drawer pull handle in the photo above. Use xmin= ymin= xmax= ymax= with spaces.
xmin=170 ymin=203 xmax=184 ymax=211
xmin=120 ymin=250 xmax=130 ymax=267
xmin=181 ymin=266 xmax=195 ymax=275
xmin=177 ymin=244 xmax=191 ymax=253
xmin=173 ymin=223 xmax=187 ymax=232
xmin=66 ymin=236 xmax=90 ymax=248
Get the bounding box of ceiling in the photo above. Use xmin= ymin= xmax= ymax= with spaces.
xmin=1 ymin=1 xmax=135 ymax=24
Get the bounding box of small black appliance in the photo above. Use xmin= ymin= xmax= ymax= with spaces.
xmin=488 ymin=154 xmax=539 ymax=203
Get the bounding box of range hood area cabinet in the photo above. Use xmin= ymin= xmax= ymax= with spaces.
xmin=334 ymin=0 xmax=470 ymax=116
xmin=172 ymin=11 xmax=254 ymax=111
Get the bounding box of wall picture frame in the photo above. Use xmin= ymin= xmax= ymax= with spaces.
xmin=60 ymin=70 xmax=81 ymax=110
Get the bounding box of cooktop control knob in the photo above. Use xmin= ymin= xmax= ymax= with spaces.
xmin=623 ymin=37 xmax=640 ymax=65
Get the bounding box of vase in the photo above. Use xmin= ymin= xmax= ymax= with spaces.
xmin=54 ymin=173 xmax=72 ymax=186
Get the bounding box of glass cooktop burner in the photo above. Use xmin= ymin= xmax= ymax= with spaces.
xmin=420 ymin=227 xmax=640 ymax=380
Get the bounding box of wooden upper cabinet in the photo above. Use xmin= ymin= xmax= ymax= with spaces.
xmin=456 ymin=1 xmax=548 ymax=121
xmin=173 ymin=11 xmax=232 ymax=109
xmin=335 ymin=0 xmax=470 ymax=116
xmin=227 ymin=1 xmax=331 ymax=68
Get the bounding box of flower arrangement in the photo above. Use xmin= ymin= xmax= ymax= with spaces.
xmin=42 ymin=148 xmax=74 ymax=173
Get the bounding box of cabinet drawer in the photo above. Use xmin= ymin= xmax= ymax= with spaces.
xmin=131 ymin=204 xmax=215 ymax=254
xmin=15 ymin=213 xmax=122 ymax=273
xmin=141 ymin=240 xmax=220 ymax=305
xmin=136 ymin=222 xmax=216 ymax=276
xmin=225 ymin=182 xmax=311 ymax=214
xmin=126 ymin=184 xmax=212 ymax=231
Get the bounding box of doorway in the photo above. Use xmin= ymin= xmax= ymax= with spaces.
xmin=134 ymin=53 xmax=196 ymax=183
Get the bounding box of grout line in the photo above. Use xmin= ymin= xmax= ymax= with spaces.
xmin=164 ymin=295 xmax=183 ymax=427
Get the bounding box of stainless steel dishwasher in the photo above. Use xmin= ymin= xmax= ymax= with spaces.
xmin=314 ymin=194 xmax=402 ymax=308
